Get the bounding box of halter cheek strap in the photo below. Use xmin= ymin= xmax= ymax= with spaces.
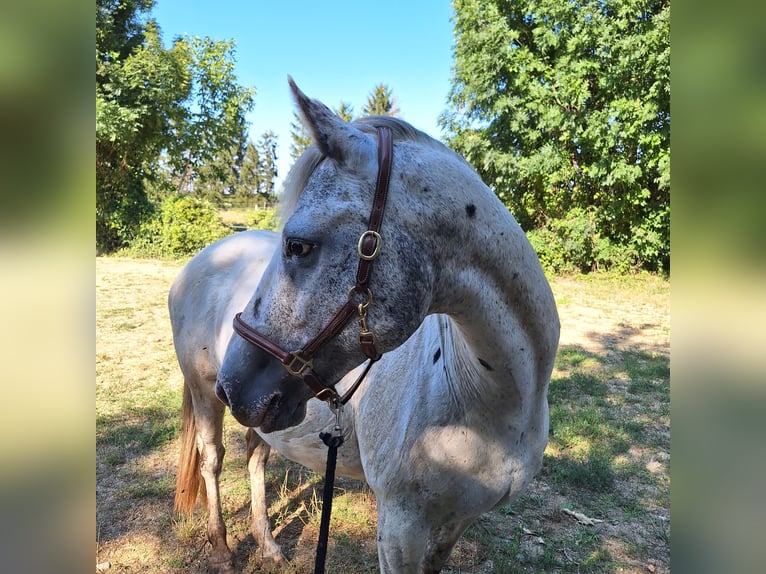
xmin=232 ymin=125 xmax=393 ymax=405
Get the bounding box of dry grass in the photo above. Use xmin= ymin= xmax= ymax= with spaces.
xmin=96 ymin=257 xmax=669 ymax=573
xmin=218 ymin=208 xmax=254 ymax=227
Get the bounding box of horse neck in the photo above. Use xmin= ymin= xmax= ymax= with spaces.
xmin=427 ymin=191 xmax=559 ymax=413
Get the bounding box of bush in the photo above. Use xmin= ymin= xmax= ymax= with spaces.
xmin=527 ymin=208 xmax=640 ymax=275
xmin=127 ymin=194 xmax=232 ymax=258
xmin=246 ymin=206 xmax=280 ymax=231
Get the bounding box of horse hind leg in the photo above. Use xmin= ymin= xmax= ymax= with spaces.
xmin=245 ymin=428 xmax=287 ymax=565
xmin=177 ymin=378 xmax=235 ymax=574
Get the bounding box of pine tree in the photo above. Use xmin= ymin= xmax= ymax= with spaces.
xmin=255 ymin=130 xmax=278 ymax=199
xmin=362 ymin=84 xmax=400 ymax=117
xmin=236 ymin=139 xmax=260 ymax=200
xmin=289 ymin=110 xmax=312 ymax=161
xmin=334 ymin=101 xmax=355 ymax=122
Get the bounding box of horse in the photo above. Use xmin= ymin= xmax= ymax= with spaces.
xmin=170 ymin=79 xmax=559 ymax=574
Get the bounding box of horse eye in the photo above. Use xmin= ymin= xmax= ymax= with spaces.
xmin=284 ymin=238 xmax=314 ymax=258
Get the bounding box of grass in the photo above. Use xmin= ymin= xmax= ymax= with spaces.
xmin=96 ymin=257 xmax=669 ymax=573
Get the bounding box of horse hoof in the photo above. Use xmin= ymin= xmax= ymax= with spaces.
xmin=263 ymin=549 xmax=287 ymax=567
xmin=208 ymin=557 xmax=235 ymax=574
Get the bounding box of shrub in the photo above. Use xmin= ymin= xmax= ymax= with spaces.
xmin=527 ymin=208 xmax=640 ymax=274
xmin=127 ymin=194 xmax=231 ymax=258
xmin=246 ymin=206 xmax=280 ymax=231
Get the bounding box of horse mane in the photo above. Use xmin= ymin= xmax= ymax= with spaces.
xmin=278 ymin=116 xmax=455 ymax=222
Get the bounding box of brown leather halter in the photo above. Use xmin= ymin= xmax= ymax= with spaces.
xmin=232 ymin=125 xmax=393 ymax=407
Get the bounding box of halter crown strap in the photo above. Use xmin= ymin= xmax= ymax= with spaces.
xmin=232 ymin=125 xmax=393 ymax=404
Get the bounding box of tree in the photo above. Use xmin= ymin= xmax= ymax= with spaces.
xmin=363 ymin=84 xmax=400 ymax=117
xmin=441 ymin=0 xmax=669 ymax=272
xmin=254 ymin=130 xmax=278 ymax=199
xmin=192 ymin=129 xmax=247 ymax=203
xmin=289 ymin=110 xmax=312 ymax=162
xmin=167 ymin=36 xmax=255 ymax=194
xmin=96 ymin=0 xmax=254 ymax=252
xmin=334 ymin=101 xmax=355 ymax=122
xmin=193 ymin=130 xmax=278 ymax=206
xmin=235 ymin=139 xmax=261 ymax=201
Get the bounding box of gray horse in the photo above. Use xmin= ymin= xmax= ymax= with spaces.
xmin=170 ymin=79 xmax=559 ymax=573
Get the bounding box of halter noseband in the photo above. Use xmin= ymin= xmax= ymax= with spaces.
xmin=232 ymin=126 xmax=393 ymax=407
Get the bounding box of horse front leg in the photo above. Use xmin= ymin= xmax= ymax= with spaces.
xmin=376 ymin=498 xmax=471 ymax=574
xmin=421 ymin=519 xmax=473 ymax=574
xmin=245 ymin=428 xmax=286 ymax=565
xmin=376 ymin=499 xmax=429 ymax=574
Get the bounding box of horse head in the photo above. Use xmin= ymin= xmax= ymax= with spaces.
xmin=215 ymin=79 xmax=442 ymax=432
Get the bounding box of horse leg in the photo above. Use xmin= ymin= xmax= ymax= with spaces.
xmin=190 ymin=383 xmax=235 ymax=574
xmin=421 ymin=520 xmax=473 ymax=574
xmin=376 ymin=498 xmax=471 ymax=574
xmin=245 ymin=428 xmax=286 ymax=565
xmin=375 ymin=499 xmax=429 ymax=574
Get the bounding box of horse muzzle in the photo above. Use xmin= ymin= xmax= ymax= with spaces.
xmin=215 ymin=362 xmax=310 ymax=432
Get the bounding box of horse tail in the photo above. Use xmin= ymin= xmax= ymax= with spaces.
xmin=174 ymin=380 xmax=206 ymax=514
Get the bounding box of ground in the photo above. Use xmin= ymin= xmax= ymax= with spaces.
xmin=96 ymin=257 xmax=669 ymax=573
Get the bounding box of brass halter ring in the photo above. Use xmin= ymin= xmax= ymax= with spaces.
xmin=348 ymin=286 xmax=373 ymax=311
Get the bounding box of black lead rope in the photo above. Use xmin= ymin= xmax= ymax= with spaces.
xmin=313 ymin=356 xmax=378 ymax=574
xmin=314 ymin=430 xmax=343 ymax=574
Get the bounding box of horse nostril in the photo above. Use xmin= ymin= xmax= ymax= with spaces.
xmin=214 ymin=380 xmax=230 ymax=406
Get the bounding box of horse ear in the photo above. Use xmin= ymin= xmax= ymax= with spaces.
xmin=288 ymin=76 xmax=373 ymax=164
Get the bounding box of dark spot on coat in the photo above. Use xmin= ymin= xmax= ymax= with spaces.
xmin=422 ymin=186 xmax=429 ymax=193
xmin=465 ymin=204 xmax=476 ymax=218
xmin=477 ymin=357 xmax=493 ymax=371
xmin=433 ymin=348 xmax=441 ymax=364
xmin=253 ymin=298 xmax=262 ymax=314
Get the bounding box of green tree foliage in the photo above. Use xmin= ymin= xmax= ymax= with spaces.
xmin=96 ymin=0 xmax=255 ymax=252
xmin=441 ymin=0 xmax=669 ymax=272
xmin=195 ymin=130 xmax=278 ymax=206
xmin=254 ymin=130 xmax=279 ymax=197
xmin=334 ymin=101 xmax=355 ymax=122
xmin=289 ymin=110 xmax=313 ymax=162
xmin=189 ymin=130 xmax=245 ymax=201
xmin=234 ymin=138 xmax=262 ymax=200
xmin=363 ymin=84 xmax=401 ymax=117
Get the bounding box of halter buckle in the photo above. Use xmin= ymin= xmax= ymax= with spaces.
xmin=284 ymin=350 xmax=313 ymax=377
xmin=357 ymin=230 xmax=382 ymax=261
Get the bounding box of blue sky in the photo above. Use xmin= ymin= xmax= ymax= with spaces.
xmin=151 ymin=0 xmax=456 ymax=185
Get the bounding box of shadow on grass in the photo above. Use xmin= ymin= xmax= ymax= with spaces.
xmin=97 ymin=405 xmax=181 ymax=466
xmin=546 ymin=342 xmax=669 ymax=494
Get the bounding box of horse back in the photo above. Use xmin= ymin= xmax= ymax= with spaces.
xmin=168 ymin=230 xmax=280 ymax=378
